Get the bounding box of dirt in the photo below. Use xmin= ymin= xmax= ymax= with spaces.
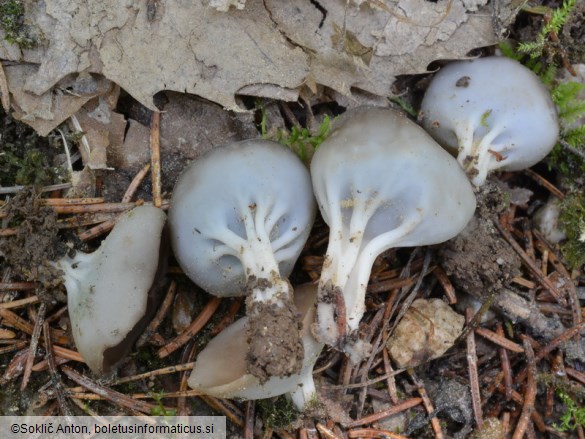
xmin=244 ymin=277 xmax=304 ymax=383
xmin=439 ymin=181 xmax=522 ymax=300
xmin=0 ymin=188 xmax=68 ymax=303
xmin=562 ymin=0 xmax=585 ymax=64
xmin=407 ymin=379 xmax=473 ymax=438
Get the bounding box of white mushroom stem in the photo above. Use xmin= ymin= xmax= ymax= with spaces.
xmin=316 ymin=200 xmax=423 ymax=350
xmin=455 ymin=119 xmax=506 ymax=186
xmin=206 ymin=198 xmax=292 ymax=306
xmin=310 ymin=107 xmax=477 ymax=362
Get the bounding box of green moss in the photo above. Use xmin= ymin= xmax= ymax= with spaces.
xmin=274 ymin=115 xmax=331 ymax=164
xmin=559 ymin=193 xmax=585 ymax=269
xmin=256 ymin=395 xmax=298 ymax=430
xmin=256 ymin=101 xmax=332 ymax=164
xmin=0 ymin=0 xmax=36 ymax=49
xmin=149 ymin=391 xmax=178 ymax=416
xmin=499 ymin=1 xmax=585 ymax=182
xmin=554 ymin=389 xmax=585 ymax=432
xmin=517 ymin=0 xmax=577 ymax=60
xmin=0 ymin=110 xmax=66 ymax=187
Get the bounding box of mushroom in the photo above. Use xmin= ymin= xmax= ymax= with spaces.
xmin=419 ymin=56 xmax=559 ymax=186
xmin=188 ymin=283 xmax=322 ymax=409
xmin=169 ymin=139 xmax=316 ymax=381
xmin=54 ymin=205 xmax=168 ymax=375
xmin=310 ymin=107 xmax=476 ymax=362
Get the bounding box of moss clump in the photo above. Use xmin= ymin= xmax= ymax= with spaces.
xmin=0 ymin=0 xmax=36 ymax=48
xmin=0 ymin=110 xmax=65 ymax=187
xmin=256 ymin=395 xmax=298 ymax=430
xmin=559 ymin=193 xmax=585 ymax=269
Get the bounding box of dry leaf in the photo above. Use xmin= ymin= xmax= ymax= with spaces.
xmin=0 ymin=0 xmax=516 ymax=126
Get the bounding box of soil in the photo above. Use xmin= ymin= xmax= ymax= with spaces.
xmin=439 ymin=181 xmax=522 ymax=301
xmin=245 ymin=277 xmax=304 ymax=384
xmin=0 ymin=187 xmax=68 ymax=303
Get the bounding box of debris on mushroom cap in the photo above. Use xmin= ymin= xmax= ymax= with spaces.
xmin=169 ymin=139 xmax=316 ymax=381
xmin=420 ymin=56 xmax=559 ymax=186
xmin=54 ymin=205 xmax=168 ymax=375
xmin=188 ymin=283 xmax=323 ymax=409
xmin=310 ymin=106 xmax=476 ymax=362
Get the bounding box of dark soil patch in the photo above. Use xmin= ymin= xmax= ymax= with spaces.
xmin=439 ymin=181 xmax=522 ymax=300
xmin=0 ymin=187 xmax=67 ymax=303
xmin=245 ymin=279 xmax=304 ymax=383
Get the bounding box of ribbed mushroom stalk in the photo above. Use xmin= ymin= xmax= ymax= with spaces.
xmin=169 ymin=139 xmax=316 ymax=382
xmin=419 ymin=56 xmax=559 ymax=186
xmin=54 ymin=205 xmax=168 ymax=375
xmin=310 ymin=107 xmax=476 ymax=362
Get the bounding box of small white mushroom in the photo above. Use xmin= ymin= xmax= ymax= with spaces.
xmin=169 ymin=139 xmax=316 ymax=381
xmin=310 ymin=107 xmax=476 ymax=361
xmin=420 ymin=56 xmax=559 ymax=186
xmin=54 ymin=205 xmax=168 ymax=375
xmin=188 ymin=283 xmax=322 ymax=409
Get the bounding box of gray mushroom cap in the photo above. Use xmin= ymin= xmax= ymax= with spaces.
xmin=55 ymin=205 xmax=168 ymax=375
xmin=420 ymin=56 xmax=559 ymax=186
xmin=169 ymin=139 xmax=316 ymax=297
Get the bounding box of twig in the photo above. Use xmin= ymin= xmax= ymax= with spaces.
xmin=0 ymin=182 xmax=72 ymax=195
xmin=177 ymin=340 xmax=197 ymax=416
xmin=323 ymin=368 xmax=406 ymax=391
xmin=348 ymin=428 xmax=410 ymax=438
xmin=496 ymin=324 xmax=513 ymax=401
xmin=245 ymin=401 xmax=255 ymax=439
xmin=32 ymin=345 xmax=84 ymax=371
xmin=123 ymin=163 xmax=151 ymax=203
xmin=0 ymin=348 xmax=29 ymax=385
xmin=0 ymin=308 xmax=69 ymax=345
xmin=512 ymin=337 xmax=537 ymax=439
xmin=43 ymin=321 xmax=73 ymax=416
xmin=21 ymin=302 xmax=46 ymax=390
xmin=466 ymin=308 xmax=483 ymax=428
xmin=316 ymin=423 xmax=341 ymax=439
xmin=112 ymin=362 xmax=196 ymax=385
xmin=367 ymin=277 xmax=415 ymax=294
xmin=137 ymin=281 xmax=176 ymax=347
xmin=475 ymin=327 xmax=524 ymax=353
xmin=53 ymin=202 xmax=140 ymax=214
xmin=210 ymin=298 xmax=243 ymax=335
xmin=408 ymin=370 xmax=443 ymax=439
xmin=566 ymin=367 xmax=585 ymax=386
xmin=533 ymin=229 xmax=582 ymax=330
xmin=432 ymin=266 xmax=457 ymax=304
xmin=382 ymin=345 xmax=399 ymax=404
xmin=41 ymin=198 xmax=105 ymax=206
xmin=523 ymin=169 xmax=565 ymax=200
xmin=494 ymin=219 xmax=567 ymax=306
xmin=150 ymin=111 xmax=162 ymax=208
xmin=0 ymin=340 xmax=27 ymax=355
xmin=61 ymin=366 xmax=154 ymax=414
xmin=0 ymin=293 xmax=38 ymax=304
xmin=158 ymin=296 xmax=222 ymax=358
xmin=0 ymin=328 xmax=16 ymax=339
xmin=69 ymin=389 xmax=203 ymax=400
xmin=199 ymin=395 xmax=244 ymax=427
xmin=346 ymin=397 xmax=422 ymax=428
